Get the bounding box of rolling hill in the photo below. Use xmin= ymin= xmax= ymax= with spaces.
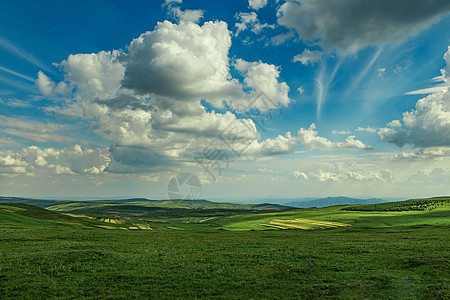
xmin=0 ymin=196 xmax=293 ymax=211
xmin=0 ymin=203 xmax=98 ymax=228
xmin=1 ymin=196 xmax=448 ymax=232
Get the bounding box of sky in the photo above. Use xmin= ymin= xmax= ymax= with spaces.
xmin=0 ymin=0 xmax=450 ymax=201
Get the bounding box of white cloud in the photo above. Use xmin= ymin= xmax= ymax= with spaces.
xmin=248 ymin=0 xmax=268 ymax=10
xmin=408 ymin=167 xmax=450 ymax=184
xmin=405 ymin=72 xmax=450 ymax=95
xmin=170 ymin=7 xmax=204 ymax=23
xmin=293 ymin=162 xmax=392 ymax=182
xmin=121 ymin=21 xmax=243 ymax=106
xmin=36 ymin=71 xmax=70 ymax=96
xmin=277 ymin=0 xmax=450 ymax=53
xmin=271 ymin=31 xmax=295 ymax=46
xmin=0 ymin=150 xmax=28 ymax=175
xmin=0 ymin=136 xmax=22 ymax=147
xmin=0 ymin=97 xmax=33 ymax=108
xmin=393 ymin=147 xmax=450 ymax=161
xmin=0 ymin=116 xmax=74 ymax=143
xmin=36 ymin=20 xmax=297 ymax=172
xmin=381 ymin=47 xmax=450 ymax=148
xmin=234 ymin=59 xmax=290 ymax=109
xmin=59 ymin=51 xmax=124 ymax=102
xmin=48 ymin=164 xmax=74 ymax=175
xmin=0 ymin=145 xmax=110 ymax=177
xmin=355 ymin=126 xmax=377 ymax=133
xmin=310 ymin=168 xmax=392 ymax=182
xmin=378 ymin=68 xmax=386 ymax=78
xmin=387 ymin=120 xmax=402 ymax=127
xmin=332 ymin=130 xmax=352 ymax=135
xmin=0 ymin=37 xmax=51 ymax=72
xmin=405 ymin=85 xmax=449 ymax=95
xmin=380 ymin=90 xmax=450 ymax=147
xmin=164 ymin=0 xmax=182 ymax=5
xmin=235 ymin=12 xmax=274 ymax=36
xmin=293 ymin=49 xmax=322 ymax=65
xmin=293 ymin=171 xmax=308 ymax=180
xmin=298 ymin=124 xmax=372 ymax=150
xmin=0 ymin=65 xmax=35 ymax=83
xmin=247 ymin=132 xmax=298 ymax=156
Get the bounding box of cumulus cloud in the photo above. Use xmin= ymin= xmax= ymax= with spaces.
xmin=59 ymin=50 xmax=124 ymax=102
xmin=0 ymin=150 xmax=28 ymax=175
xmin=233 ymin=59 xmax=290 ymax=109
xmin=293 ymin=171 xmax=308 ymax=180
xmin=293 ymin=49 xmax=322 ymax=65
xmin=380 ymin=47 xmax=450 ymax=147
xmin=235 ymin=12 xmax=274 ymax=36
xmin=247 ymin=132 xmax=298 ymax=156
xmin=35 ymin=19 xmax=296 ymax=172
xmin=121 ymin=21 xmax=244 ymax=106
xmin=387 ymin=120 xmax=402 ymax=127
xmin=248 ymin=0 xmax=267 ymax=10
xmin=393 ymin=147 xmax=450 ymax=161
xmin=293 ymin=162 xmax=392 ymax=182
xmin=0 ymin=145 xmax=110 ymax=177
xmin=298 ymin=124 xmax=372 ymax=150
xmin=170 ymin=7 xmax=204 ymax=23
xmin=36 ymin=71 xmax=70 ymax=96
xmin=277 ymin=0 xmax=450 ymax=53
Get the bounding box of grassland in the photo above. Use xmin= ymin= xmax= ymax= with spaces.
xmin=343 ymin=197 xmax=450 ymax=212
xmin=0 ymin=197 xmax=449 ymax=299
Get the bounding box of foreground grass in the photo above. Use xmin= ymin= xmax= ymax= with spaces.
xmin=0 ymin=225 xmax=448 ymax=299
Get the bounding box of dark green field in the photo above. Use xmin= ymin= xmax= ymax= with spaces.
xmin=0 ymin=197 xmax=449 ymax=299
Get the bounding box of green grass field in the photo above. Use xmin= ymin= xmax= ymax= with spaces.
xmin=0 ymin=198 xmax=449 ymax=299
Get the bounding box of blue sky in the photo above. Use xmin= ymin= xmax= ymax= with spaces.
xmin=1 ymin=0 xmax=450 ymax=200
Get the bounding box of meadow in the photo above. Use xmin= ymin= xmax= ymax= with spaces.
xmin=0 ymin=197 xmax=449 ymax=299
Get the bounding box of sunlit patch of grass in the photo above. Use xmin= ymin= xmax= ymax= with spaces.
xmin=95 ymin=225 xmax=115 ymax=229
xmin=260 ymin=218 xmax=351 ymax=230
xmin=0 ymin=205 xmax=26 ymax=212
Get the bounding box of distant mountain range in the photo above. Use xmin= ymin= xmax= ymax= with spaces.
xmin=285 ymin=197 xmax=391 ymax=208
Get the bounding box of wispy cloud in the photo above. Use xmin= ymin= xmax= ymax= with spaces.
xmin=0 ymin=65 xmax=35 ymax=82
xmin=345 ymin=47 xmax=383 ymax=96
xmin=316 ymin=58 xmax=342 ymax=118
xmin=0 ymin=116 xmax=74 ymax=143
xmin=0 ymin=37 xmax=51 ymax=72
xmin=405 ymin=72 xmax=449 ymax=95
xmin=0 ymin=74 xmax=37 ymax=93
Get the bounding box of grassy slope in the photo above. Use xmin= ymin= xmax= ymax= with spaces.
xmin=209 ymin=203 xmax=450 ymax=231
xmin=43 ymin=197 xmax=450 ymax=231
xmin=0 ymin=204 xmax=98 ymax=228
xmin=343 ymin=196 xmax=450 ymax=211
xmin=46 ymin=199 xmax=292 ymax=212
xmin=0 ymin=199 xmax=449 ymax=298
